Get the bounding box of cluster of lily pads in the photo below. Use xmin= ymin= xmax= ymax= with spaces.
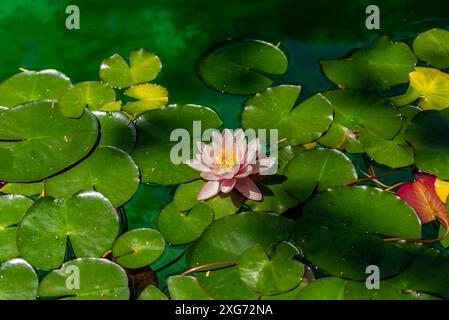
xmin=1 ymin=27 xmax=449 ymax=300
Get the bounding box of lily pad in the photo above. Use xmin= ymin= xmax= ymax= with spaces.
xmin=283 ymin=149 xmax=357 ymax=202
xmin=0 ymin=258 xmax=38 ymax=300
xmin=60 ymin=81 xmax=116 ymax=118
xmin=131 ymin=104 xmax=222 ymax=185
xmin=293 ymin=186 xmax=421 ymax=280
xmin=242 ymin=85 xmax=333 ymax=147
xmin=238 ymin=242 xmax=304 ymax=295
xmin=100 ymin=49 xmax=162 ymax=88
xmin=158 ymin=202 xmax=214 ymax=245
xmin=17 ymin=191 xmax=119 ymax=270
xmin=167 ymin=275 xmax=212 ymax=300
xmin=44 ymin=146 xmax=140 ymax=207
xmin=123 ymin=83 xmax=169 ymax=118
xmin=0 ymin=69 xmax=71 ymax=107
xmin=321 ymin=36 xmax=416 ymax=91
xmin=0 ymin=182 xmax=43 ymax=196
xmin=0 ymin=101 xmax=99 ymax=182
xmin=38 ymin=258 xmax=129 ymax=300
xmin=138 ymin=285 xmax=168 ymax=300
xmin=318 ymin=90 xmax=403 ymax=153
xmin=190 ymin=212 xmax=294 ymax=299
xmin=197 ymin=39 xmax=288 ymax=95
xmin=0 ymin=195 xmax=34 ymax=262
xmin=112 ymin=228 xmax=165 ymax=269
xmin=413 ymin=28 xmax=449 ymax=69
xmin=94 ymin=111 xmax=137 ymax=153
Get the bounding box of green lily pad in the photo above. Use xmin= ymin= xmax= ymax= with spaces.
xmin=60 ymin=81 xmax=116 ymax=118
xmin=0 ymin=258 xmax=38 ymax=300
xmin=318 ymin=90 xmax=403 ymax=153
xmin=17 ymin=191 xmax=119 ymax=270
xmin=138 ymin=285 xmax=168 ymax=300
xmin=100 ymin=49 xmax=162 ymax=88
xmin=0 ymin=101 xmax=99 ymax=182
xmin=38 ymin=258 xmax=129 ymax=300
xmin=131 ymin=104 xmax=222 ymax=185
xmin=158 ymin=202 xmax=214 ymax=245
xmin=413 ymin=28 xmax=449 ymax=69
xmin=44 ymin=146 xmax=140 ymax=207
xmin=242 ymin=85 xmax=333 ymax=147
xmin=406 ymin=109 xmax=449 ymax=179
xmin=0 ymin=195 xmax=34 ymax=262
xmin=260 ymin=280 xmax=309 ymax=300
xmin=94 ymin=111 xmax=137 ymax=153
xmin=167 ymin=275 xmax=212 ymax=300
xmin=197 ymin=39 xmax=288 ymax=95
xmin=293 ymin=186 xmax=421 ymax=280
xmin=283 ymin=149 xmax=357 ymax=202
xmin=190 ymin=212 xmax=294 ymax=299
xmin=321 ymin=36 xmax=416 ymax=91
xmin=238 ymin=242 xmax=304 ymax=295
xmin=112 ymin=228 xmax=165 ymax=269
xmin=0 ymin=182 xmax=43 ymax=196
xmin=0 ymin=69 xmax=71 ymax=107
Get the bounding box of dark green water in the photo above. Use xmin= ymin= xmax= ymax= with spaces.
xmin=2 ymin=0 xmax=448 ymax=289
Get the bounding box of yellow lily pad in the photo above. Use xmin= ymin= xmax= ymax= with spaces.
xmin=435 ymin=178 xmax=449 ymax=203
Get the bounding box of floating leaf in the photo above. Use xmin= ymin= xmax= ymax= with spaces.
xmin=112 ymin=228 xmax=165 ymax=269
xmin=100 ymin=49 xmax=162 ymax=88
xmin=38 ymin=258 xmax=129 ymax=300
xmin=132 ymin=104 xmax=222 ymax=185
xmin=435 ymin=178 xmax=449 ymax=203
xmin=60 ymin=81 xmax=116 ymax=118
xmin=167 ymin=275 xmax=212 ymax=300
xmin=321 ymin=36 xmax=416 ymax=90
xmin=293 ymin=186 xmax=421 ymax=280
xmin=0 ymin=70 xmax=71 ymax=107
xmin=44 ymin=146 xmax=140 ymax=207
xmin=0 ymin=258 xmax=38 ymax=300
xmin=197 ymin=39 xmax=288 ymax=95
xmin=190 ymin=212 xmax=294 ymax=299
xmin=123 ymin=84 xmax=168 ymax=117
xmin=318 ymin=90 xmax=403 ymax=153
xmin=94 ymin=111 xmax=137 ymax=153
xmin=283 ymin=149 xmax=357 ymax=202
xmin=0 ymin=182 xmax=43 ymax=196
xmin=0 ymin=101 xmax=98 ymax=182
xmin=413 ymin=28 xmax=449 ymax=69
xmin=138 ymin=285 xmax=168 ymax=300
xmin=0 ymin=195 xmax=34 ymax=262
xmin=158 ymin=202 xmax=214 ymax=245
xmin=238 ymin=242 xmax=304 ymax=295
xmin=242 ymin=85 xmax=333 ymax=147
xmin=17 ymin=191 xmax=119 ymax=270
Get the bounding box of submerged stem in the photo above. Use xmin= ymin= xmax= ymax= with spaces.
xmin=384 ymin=217 xmax=449 ymax=244
xmin=181 ymin=261 xmax=238 ymax=276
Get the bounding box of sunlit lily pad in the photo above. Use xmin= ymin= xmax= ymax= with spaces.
xmin=197 ymin=39 xmax=288 ymax=95
xmin=38 ymin=258 xmax=129 ymax=300
xmin=293 ymin=186 xmax=421 ymax=280
xmin=321 ymin=36 xmax=416 ymax=90
xmin=17 ymin=191 xmax=119 ymax=270
xmin=242 ymin=85 xmax=333 ymax=147
xmin=413 ymin=28 xmax=449 ymax=69
xmin=0 ymin=101 xmax=99 ymax=182
xmin=167 ymin=275 xmax=212 ymax=300
xmin=0 ymin=182 xmax=43 ymax=196
xmin=44 ymin=146 xmax=140 ymax=207
xmin=0 ymin=69 xmax=71 ymax=107
xmin=123 ymin=83 xmax=169 ymax=118
xmin=112 ymin=228 xmax=165 ymax=269
xmin=138 ymin=285 xmax=168 ymax=300
xmin=132 ymin=104 xmax=222 ymax=185
xmin=94 ymin=111 xmax=137 ymax=153
xmin=0 ymin=258 xmax=38 ymax=300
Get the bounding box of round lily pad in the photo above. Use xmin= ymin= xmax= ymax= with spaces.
xmin=190 ymin=212 xmax=294 ymax=299
xmin=112 ymin=228 xmax=165 ymax=269
xmin=413 ymin=28 xmax=449 ymax=69
xmin=0 ymin=101 xmax=99 ymax=182
xmin=167 ymin=275 xmax=212 ymax=300
xmin=44 ymin=146 xmax=140 ymax=207
xmin=0 ymin=69 xmax=71 ymax=107
xmin=0 ymin=258 xmax=38 ymax=300
xmin=94 ymin=111 xmax=137 ymax=153
xmin=17 ymin=191 xmax=119 ymax=270
xmin=38 ymin=258 xmax=129 ymax=300
xmin=197 ymin=39 xmax=288 ymax=95
xmin=138 ymin=285 xmax=168 ymax=300
xmin=131 ymin=104 xmax=222 ymax=185
xmin=158 ymin=202 xmax=214 ymax=245
xmin=238 ymin=242 xmax=304 ymax=295
xmin=283 ymin=148 xmax=357 ymax=202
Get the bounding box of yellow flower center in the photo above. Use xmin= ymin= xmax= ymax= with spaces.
xmin=216 ymin=148 xmax=237 ymax=169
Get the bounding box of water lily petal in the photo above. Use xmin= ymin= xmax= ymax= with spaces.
xmin=198 ymin=180 xmax=220 ymax=200
xmin=220 ymin=178 xmax=236 ymax=193
xmin=185 ymin=159 xmax=210 ymax=172
xmin=235 ymin=177 xmax=262 ymax=201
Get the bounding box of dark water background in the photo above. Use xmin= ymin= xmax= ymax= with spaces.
xmin=1 ymin=0 xmax=448 ymax=288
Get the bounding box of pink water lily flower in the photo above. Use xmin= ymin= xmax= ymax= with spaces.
xmin=186 ymin=129 xmax=276 ymax=201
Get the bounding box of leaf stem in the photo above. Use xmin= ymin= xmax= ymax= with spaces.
xmin=345 ymin=169 xmax=398 ymax=186
xmin=181 ymin=261 xmax=238 ymax=276
xmin=384 ymin=217 xmax=449 ymax=243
